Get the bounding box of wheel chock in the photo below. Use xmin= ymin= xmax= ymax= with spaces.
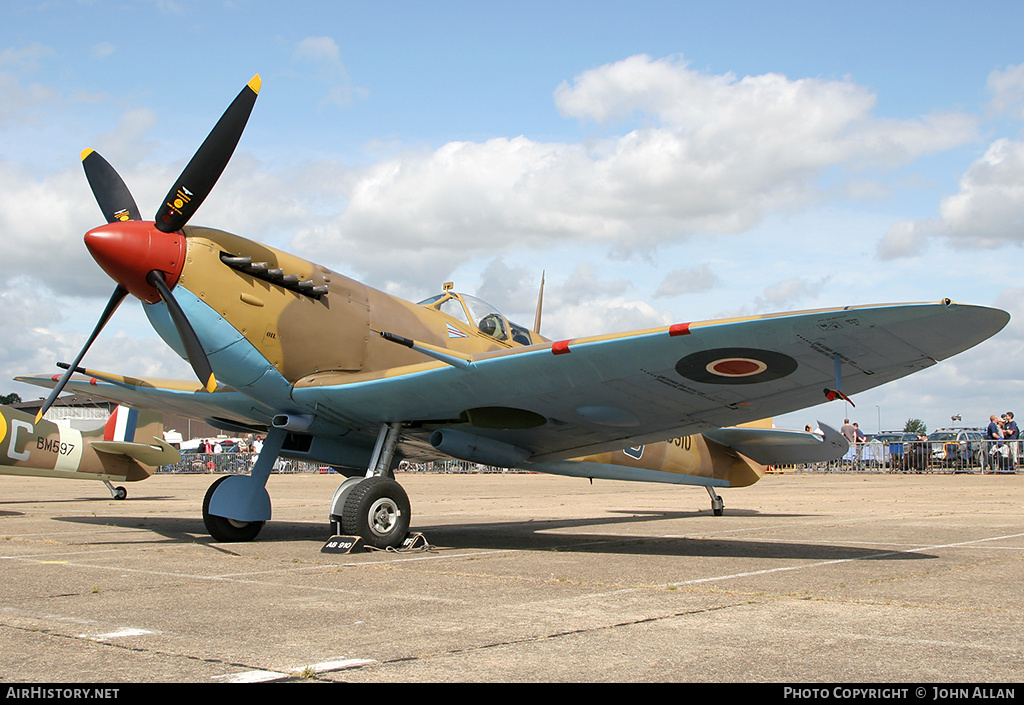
xmin=320 ymin=535 xmax=364 ymax=554
xmin=400 ymin=532 xmax=428 ymax=550
xmin=320 ymin=532 xmax=430 ymax=554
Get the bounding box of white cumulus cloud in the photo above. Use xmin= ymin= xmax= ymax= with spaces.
xmin=295 ymin=54 xmax=978 ymax=292
xmin=879 ymin=138 xmax=1024 ymax=256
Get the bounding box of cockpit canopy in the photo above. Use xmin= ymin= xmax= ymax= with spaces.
xmin=417 ymin=290 xmax=537 ymax=345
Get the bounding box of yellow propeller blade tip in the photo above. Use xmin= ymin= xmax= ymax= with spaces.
xmin=248 ymin=75 xmax=261 ymax=94
xmin=205 ymin=375 xmax=218 ymax=393
xmin=34 ymin=410 xmax=43 ymax=424
xmin=81 ymin=148 xmax=94 ymax=161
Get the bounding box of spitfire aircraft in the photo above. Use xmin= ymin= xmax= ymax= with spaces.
xmin=17 ymin=75 xmax=1009 ymax=547
xmin=0 ymin=404 xmax=179 ymax=499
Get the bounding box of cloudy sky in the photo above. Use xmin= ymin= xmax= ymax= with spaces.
xmin=2 ymin=0 xmax=1023 ymax=435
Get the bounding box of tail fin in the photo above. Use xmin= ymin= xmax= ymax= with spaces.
xmin=104 ymin=405 xmax=139 ymax=441
xmin=102 ymin=405 xmax=166 ymax=443
xmin=93 ymin=406 xmax=180 ymax=469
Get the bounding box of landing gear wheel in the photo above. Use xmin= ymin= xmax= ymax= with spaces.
xmin=203 ymin=476 xmax=265 ymax=542
xmin=341 ymin=476 xmax=410 ymax=549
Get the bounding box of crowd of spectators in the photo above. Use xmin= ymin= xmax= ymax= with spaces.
xmin=800 ymin=414 xmax=1020 ymax=473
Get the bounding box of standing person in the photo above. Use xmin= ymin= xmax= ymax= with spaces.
xmin=986 ymin=415 xmax=1002 ymax=441
xmin=853 ymin=423 xmax=867 ymax=467
xmin=840 ymin=419 xmax=856 ymax=466
xmin=986 ymin=415 xmax=1005 ymax=471
xmin=913 ymin=432 xmax=931 ymax=471
xmin=1003 ymin=412 xmax=1019 ymax=468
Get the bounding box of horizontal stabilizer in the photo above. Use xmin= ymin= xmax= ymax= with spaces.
xmin=91 ymin=437 xmax=182 ymax=467
xmin=703 ymin=422 xmax=848 ymax=465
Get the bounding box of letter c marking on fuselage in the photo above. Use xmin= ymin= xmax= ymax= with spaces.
xmin=8 ymin=420 xmax=32 ymax=461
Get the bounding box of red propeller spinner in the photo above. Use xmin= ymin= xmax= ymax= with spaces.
xmin=84 ymin=221 xmax=186 ymax=304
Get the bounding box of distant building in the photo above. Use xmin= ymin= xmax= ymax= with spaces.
xmin=12 ymin=394 xmax=114 ymax=430
xmin=11 ymin=394 xmax=224 ymax=443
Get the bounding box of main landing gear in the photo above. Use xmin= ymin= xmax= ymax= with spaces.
xmin=199 ymin=423 xmax=414 ymax=548
xmin=328 ymin=422 xmax=412 ymax=550
xmin=202 ymin=427 xmax=283 ymax=543
xmin=329 ymin=475 xmax=411 ymax=549
xmin=203 ymin=475 xmax=265 ymax=542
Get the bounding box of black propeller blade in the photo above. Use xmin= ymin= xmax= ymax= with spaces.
xmin=155 ymin=75 xmax=261 ymax=233
xmin=46 ymin=75 xmax=261 ymax=405
xmin=35 ymin=285 xmax=128 ymax=422
xmin=146 ymin=270 xmax=217 ymax=393
xmin=81 ymin=149 xmax=142 ymax=223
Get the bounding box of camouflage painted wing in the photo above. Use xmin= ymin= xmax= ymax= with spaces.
xmin=290 ymin=300 xmax=1009 ymax=462
xmin=18 ymin=301 xmax=1008 ymax=464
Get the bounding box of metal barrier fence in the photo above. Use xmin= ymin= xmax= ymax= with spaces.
xmin=157 ymin=453 xmax=522 ymax=475
xmin=159 ymin=452 xmax=309 ymax=474
xmin=781 ymin=438 xmax=1020 ymax=474
xmin=159 ymin=441 xmax=1021 ymax=476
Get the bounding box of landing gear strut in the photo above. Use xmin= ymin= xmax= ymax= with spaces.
xmin=706 ymin=486 xmax=724 ymax=516
xmin=329 ymin=422 xmax=411 ymax=549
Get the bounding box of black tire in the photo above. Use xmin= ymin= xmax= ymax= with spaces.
xmin=202 ymin=476 xmax=265 ymax=542
xmin=113 ymin=486 xmax=127 ymax=500
xmin=341 ymin=477 xmax=410 ymax=549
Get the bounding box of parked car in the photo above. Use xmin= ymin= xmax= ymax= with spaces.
xmin=871 ymin=432 xmax=917 ymax=469
xmin=927 ymin=428 xmax=984 ymax=469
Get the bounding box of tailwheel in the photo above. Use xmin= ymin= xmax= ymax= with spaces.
xmin=341 ymin=476 xmax=410 ymax=549
xmin=706 ymin=486 xmax=725 ymax=516
xmin=203 ymin=476 xmax=265 ymax=542
xmin=104 ymin=481 xmax=127 ymax=500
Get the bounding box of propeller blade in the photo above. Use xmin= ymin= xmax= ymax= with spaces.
xmin=81 ymin=149 xmax=142 ymax=223
xmin=154 ymin=75 xmax=261 ymax=233
xmin=35 ymin=285 xmax=129 ymax=422
xmin=145 ymin=270 xmax=217 ymax=393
